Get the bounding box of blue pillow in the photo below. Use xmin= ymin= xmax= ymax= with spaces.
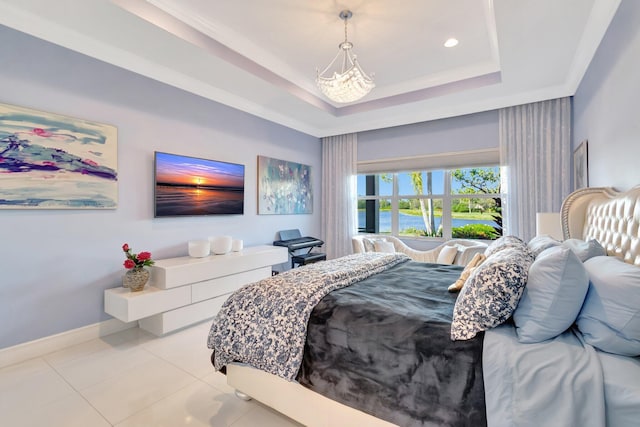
xmin=452 ymin=245 xmax=534 ymax=340
xmin=561 ymin=238 xmax=606 ymax=262
xmin=577 ymin=256 xmax=640 ymax=356
xmin=527 ymin=235 xmax=562 ymax=258
xmin=513 ymin=246 xmax=589 ymax=343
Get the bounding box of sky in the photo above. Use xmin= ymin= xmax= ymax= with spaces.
xmin=155 ymin=151 xmax=244 ymax=188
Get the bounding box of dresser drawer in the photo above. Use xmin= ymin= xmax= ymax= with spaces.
xmin=191 ymin=266 xmax=271 ymax=303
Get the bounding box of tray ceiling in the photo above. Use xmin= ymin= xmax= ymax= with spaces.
xmin=0 ymin=0 xmax=621 ymax=137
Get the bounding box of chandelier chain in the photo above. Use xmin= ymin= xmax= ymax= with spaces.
xmin=344 ymin=14 xmax=348 ymax=44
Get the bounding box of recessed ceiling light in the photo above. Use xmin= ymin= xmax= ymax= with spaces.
xmin=444 ymin=38 xmax=459 ymax=48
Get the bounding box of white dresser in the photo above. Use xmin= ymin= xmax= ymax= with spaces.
xmin=104 ymin=245 xmax=288 ymax=335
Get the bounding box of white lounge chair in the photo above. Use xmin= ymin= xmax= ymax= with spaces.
xmin=352 ymin=234 xmax=488 ymax=266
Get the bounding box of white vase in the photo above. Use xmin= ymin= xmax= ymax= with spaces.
xmin=210 ymin=236 xmax=232 ymax=255
xmin=231 ymin=239 xmax=243 ymax=252
xmin=188 ymin=240 xmax=210 ymax=258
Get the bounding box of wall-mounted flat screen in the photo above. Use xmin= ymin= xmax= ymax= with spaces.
xmin=154 ymin=151 xmax=244 ymax=217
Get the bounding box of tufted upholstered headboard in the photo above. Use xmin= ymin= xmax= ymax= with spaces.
xmin=561 ymin=186 xmax=640 ymax=266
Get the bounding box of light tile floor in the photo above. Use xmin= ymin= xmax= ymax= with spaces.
xmin=0 ymin=321 xmax=302 ymax=427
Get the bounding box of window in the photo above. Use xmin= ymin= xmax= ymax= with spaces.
xmin=357 ymin=167 xmax=503 ymax=240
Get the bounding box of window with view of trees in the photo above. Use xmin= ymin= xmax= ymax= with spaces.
xmin=357 ymin=167 xmax=503 ymax=240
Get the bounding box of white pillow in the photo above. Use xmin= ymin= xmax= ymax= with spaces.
xmin=373 ymin=240 xmax=395 ymax=253
xmin=363 ymin=237 xmax=388 ymax=252
xmin=437 ymin=245 xmax=458 ymax=265
xmin=362 ymin=238 xmax=377 ymax=252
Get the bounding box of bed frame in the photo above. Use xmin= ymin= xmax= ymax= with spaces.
xmin=227 ymin=364 xmax=396 ymax=427
xmin=226 ymin=185 xmax=640 ymax=426
xmin=561 ymin=185 xmax=640 ymax=266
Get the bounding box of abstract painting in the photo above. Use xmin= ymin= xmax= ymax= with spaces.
xmin=258 ymin=155 xmax=312 ymax=215
xmin=0 ymin=102 xmax=117 ymax=209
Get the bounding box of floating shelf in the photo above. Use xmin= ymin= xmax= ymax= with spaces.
xmin=104 ymin=245 xmax=288 ymax=335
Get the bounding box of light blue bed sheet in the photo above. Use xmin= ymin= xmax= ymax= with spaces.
xmin=483 ymin=323 xmax=606 ymax=427
xmin=597 ymin=350 xmax=640 ymax=426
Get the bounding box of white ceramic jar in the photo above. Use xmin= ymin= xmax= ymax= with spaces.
xmin=210 ymin=236 xmax=233 ymax=255
xmin=188 ymin=240 xmax=210 ymax=258
xmin=231 ymin=239 xmax=243 ymax=252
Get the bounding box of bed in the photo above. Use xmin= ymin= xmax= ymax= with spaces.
xmin=207 ymin=185 xmax=640 ymax=427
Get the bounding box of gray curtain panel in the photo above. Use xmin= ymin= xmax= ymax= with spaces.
xmin=321 ymin=133 xmax=358 ymax=259
xmin=499 ymin=97 xmax=572 ymax=241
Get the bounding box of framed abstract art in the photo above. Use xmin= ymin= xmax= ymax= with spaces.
xmin=0 ymin=102 xmax=118 ymax=209
xmin=257 ymin=155 xmax=312 ymax=215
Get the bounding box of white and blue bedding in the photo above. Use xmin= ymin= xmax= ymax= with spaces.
xmin=209 ymin=254 xmax=485 ymax=427
xmin=597 ymin=350 xmax=640 ymax=427
xmin=207 ymin=233 xmax=640 ymax=427
xmin=484 ymin=323 xmax=640 ymax=427
xmin=483 ymin=323 xmax=606 ymax=427
xmin=452 ymin=235 xmax=640 ymax=426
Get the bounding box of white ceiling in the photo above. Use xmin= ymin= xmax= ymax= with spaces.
xmin=0 ymin=0 xmax=622 ymax=137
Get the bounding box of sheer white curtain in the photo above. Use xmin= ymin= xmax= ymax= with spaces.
xmin=321 ymin=133 xmax=358 ymax=259
xmin=499 ymin=97 xmax=572 ymax=241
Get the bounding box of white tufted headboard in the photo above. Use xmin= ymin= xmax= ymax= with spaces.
xmin=561 ymin=185 xmax=640 ymax=266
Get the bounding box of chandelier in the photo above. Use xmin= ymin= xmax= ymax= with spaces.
xmin=316 ymin=10 xmax=375 ymax=103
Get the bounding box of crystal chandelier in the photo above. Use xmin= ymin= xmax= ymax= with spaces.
xmin=316 ymin=10 xmax=375 ymax=103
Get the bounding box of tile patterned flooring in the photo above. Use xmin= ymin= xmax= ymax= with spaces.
xmin=0 ymin=321 xmax=302 ymax=427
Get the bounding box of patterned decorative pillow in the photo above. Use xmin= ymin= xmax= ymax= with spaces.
xmin=484 ymin=235 xmax=528 ymax=258
xmin=451 ymin=245 xmax=534 ymax=340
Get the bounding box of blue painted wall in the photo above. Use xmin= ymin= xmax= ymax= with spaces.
xmin=0 ymin=25 xmax=321 ymax=349
xmin=358 ymin=110 xmax=498 ymax=161
xmin=573 ymin=0 xmax=640 ymax=190
xmin=3 ymin=0 xmax=636 ymax=349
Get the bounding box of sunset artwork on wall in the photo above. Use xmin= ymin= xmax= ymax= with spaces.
xmin=0 ymin=102 xmax=118 ymax=209
xmin=154 ymin=151 xmax=245 ymax=217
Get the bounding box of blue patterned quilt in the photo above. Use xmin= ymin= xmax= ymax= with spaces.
xmin=207 ymin=252 xmax=409 ymax=380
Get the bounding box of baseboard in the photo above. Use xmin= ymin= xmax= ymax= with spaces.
xmin=0 ymin=318 xmax=137 ymax=369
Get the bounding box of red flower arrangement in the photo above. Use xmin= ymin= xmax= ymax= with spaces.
xmin=122 ymin=243 xmax=155 ymax=269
